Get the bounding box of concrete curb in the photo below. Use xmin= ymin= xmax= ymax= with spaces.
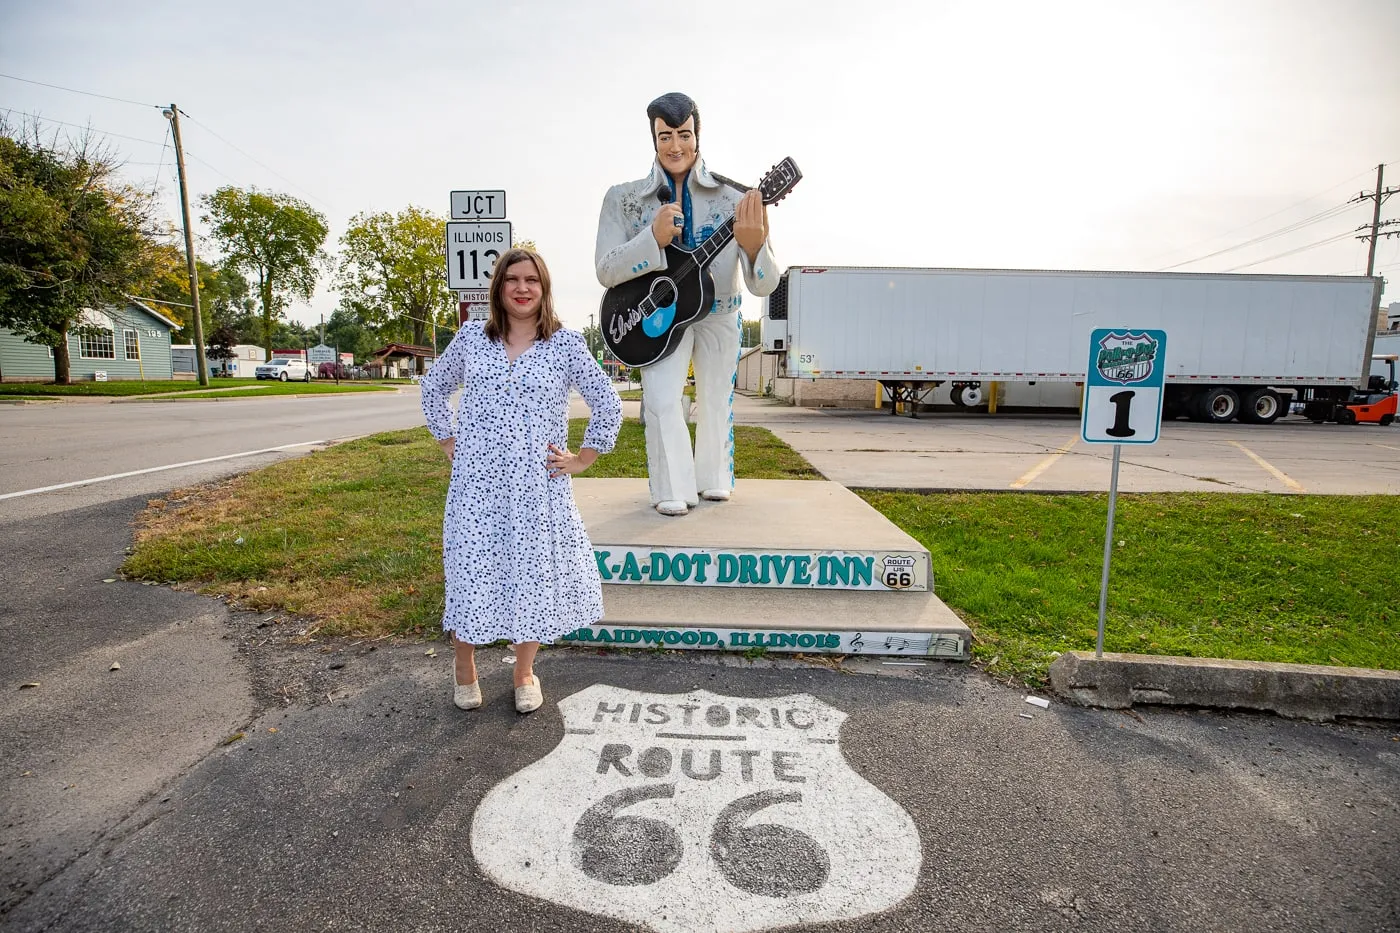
xmin=1048 ymin=650 xmax=1400 ymax=722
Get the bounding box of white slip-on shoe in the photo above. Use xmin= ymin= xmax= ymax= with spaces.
xmin=700 ymin=489 xmax=730 ymax=501
xmin=515 ymin=675 xmax=544 ymax=714
xmin=655 ymin=500 xmax=688 ymax=516
xmin=453 ymin=680 xmax=482 ymax=710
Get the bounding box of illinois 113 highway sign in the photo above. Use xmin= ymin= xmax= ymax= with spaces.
xmin=1081 ymin=328 xmax=1169 ymax=445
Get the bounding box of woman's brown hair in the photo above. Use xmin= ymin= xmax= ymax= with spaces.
xmin=484 ymin=248 xmax=562 ymax=343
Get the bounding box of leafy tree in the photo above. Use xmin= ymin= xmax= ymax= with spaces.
xmin=201 ymin=186 xmax=328 ymax=359
xmin=581 ymin=323 xmax=604 ymax=359
xmin=335 ymin=206 xmax=455 ymax=372
xmin=206 ymin=322 xmax=238 ymax=374
xmin=741 ymin=317 xmax=762 ymax=348
xmin=0 ymin=122 xmax=159 ymax=383
xmin=324 ymin=303 xmax=378 ymax=361
xmin=134 ymin=245 xmax=255 ymax=343
xmin=268 ymin=319 xmax=316 ymax=352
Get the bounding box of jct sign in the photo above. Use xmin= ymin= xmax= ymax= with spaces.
xmin=471 ymin=686 xmax=921 ymax=933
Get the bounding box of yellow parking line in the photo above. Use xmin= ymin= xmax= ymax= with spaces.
xmin=1010 ymin=436 xmax=1078 ymax=489
xmin=1227 ymin=441 xmax=1306 ymax=493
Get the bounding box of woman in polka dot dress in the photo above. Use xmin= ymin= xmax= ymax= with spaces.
xmin=421 ymin=248 xmax=622 ymax=714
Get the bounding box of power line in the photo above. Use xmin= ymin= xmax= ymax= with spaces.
xmin=1160 ymin=201 xmax=1357 ymax=270
xmin=2 ymin=109 xmax=167 ymax=147
xmin=176 ymin=108 xmax=336 ymax=211
xmin=1147 ymin=166 xmax=1379 ymax=267
xmin=1220 ymin=230 xmax=1357 ymax=272
xmin=181 ymin=149 xmax=239 ymax=185
xmin=149 ymin=123 xmax=172 ymax=196
xmin=0 ymin=72 xmax=162 ymax=109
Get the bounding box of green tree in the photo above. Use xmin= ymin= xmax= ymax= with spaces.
xmin=581 ymin=323 xmax=604 ymax=358
xmin=134 ymin=244 xmax=256 ymax=344
xmin=201 ymin=186 xmax=328 ymax=359
xmin=206 ymin=322 xmax=238 ymax=374
xmin=335 ymin=206 xmax=455 ymax=373
xmin=0 ymin=123 xmax=159 ymax=383
xmin=324 ymin=303 xmax=378 ymax=361
xmin=741 ymin=317 xmax=761 ymax=348
xmin=268 ymin=319 xmax=316 ymax=352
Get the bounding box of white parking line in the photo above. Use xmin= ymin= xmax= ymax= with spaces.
xmin=1010 ymin=436 xmax=1078 ymax=489
xmin=0 ymin=440 xmax=330 ymax=501
xmin=1227 ymin=441 xmax=1306 ymax=493
xmin=1370 ymin=442 xmax=1400 ymax=452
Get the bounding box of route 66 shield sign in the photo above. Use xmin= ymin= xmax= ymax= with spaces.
xmin=471 ymin=685 xmax=921 ymax=933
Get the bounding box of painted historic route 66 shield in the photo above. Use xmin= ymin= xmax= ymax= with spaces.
xmin=471 ymin=686 xmax=921 ymax=933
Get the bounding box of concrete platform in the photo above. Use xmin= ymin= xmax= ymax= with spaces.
xmin=575 ymin=478 xmax=931 ymax=592
xmin=569 ymin=478 xmax=969 ymax=659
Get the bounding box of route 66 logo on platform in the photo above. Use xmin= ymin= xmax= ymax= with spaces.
xmin=471 ymin=685 xmax=921 ymax=933
xmin=1094 ymin=330 xmax=1160 ymax=385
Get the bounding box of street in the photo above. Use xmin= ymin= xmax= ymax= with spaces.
xmin=1 ymin=394 xmax=1397 ymax=932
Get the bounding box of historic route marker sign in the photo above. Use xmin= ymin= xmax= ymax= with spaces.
xmin=1081 ymin=328 xmax=1168 ymax=444
xmin=471 ymin=686 xmax=920 ymax=933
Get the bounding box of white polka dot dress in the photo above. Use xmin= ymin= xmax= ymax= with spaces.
xmin=420 ymin=323 xmax=623 ymax=645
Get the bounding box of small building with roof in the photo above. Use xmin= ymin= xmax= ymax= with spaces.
xmin=0 ymin=298 xmax=180 ymax=382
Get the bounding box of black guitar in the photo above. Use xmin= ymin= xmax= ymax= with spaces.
xmin=600 ymin=157 xmax=802 ymax=368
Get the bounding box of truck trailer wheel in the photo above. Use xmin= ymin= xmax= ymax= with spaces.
xmin=1239 ymin=388 xmax=1284 ymax=424
xmin=1196 ymin=387 xmax=1239 ymax=423
xmin=951 ymin=385 xmax=982 ymax=408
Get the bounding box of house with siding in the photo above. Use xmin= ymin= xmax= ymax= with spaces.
xmin=0 ymin=299 xmax=179 ymax=383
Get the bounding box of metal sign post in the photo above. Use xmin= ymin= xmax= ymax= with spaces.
xmin=1080 ymin=328 xmax=1168 ymax=658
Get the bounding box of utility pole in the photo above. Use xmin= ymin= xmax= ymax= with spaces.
xmin=163 ymin=104 xmax=208 ymax=387
xmin=1351 ymin=164 xmax=1400 ymax=331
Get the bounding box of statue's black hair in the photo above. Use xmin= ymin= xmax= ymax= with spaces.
xmin=646 ymin=92 xmax=699 ymax=147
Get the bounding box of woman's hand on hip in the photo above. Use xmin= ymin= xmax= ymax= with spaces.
xmin=547 ymin=444 xmax=597 ymax=478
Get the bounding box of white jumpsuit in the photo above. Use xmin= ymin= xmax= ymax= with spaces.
xmin=595 ymin=158 xmax=778 ymax=506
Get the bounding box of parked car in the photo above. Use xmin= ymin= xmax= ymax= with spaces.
xmin=255 ymin=357 xmax=311 ymax=381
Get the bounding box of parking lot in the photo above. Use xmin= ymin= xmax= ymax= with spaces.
xmin=728 ymin=395 xmax=1400 ymax=495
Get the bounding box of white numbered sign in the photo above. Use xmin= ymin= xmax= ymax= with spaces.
xmin=471 ymin=686 xmax=921 ymax=933
xmin=1081 ymin=328 xmax=1168 ymax=445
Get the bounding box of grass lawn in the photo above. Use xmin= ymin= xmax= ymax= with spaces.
xmin=123 ymin=420 xmax=819 ymax=637
xmin=615 ymin=386 xmax=693 ymax=401
xmin=861 ymin=490 xmax=1400 ymax=683
xmin=122 ymin=422 xmax=1399 ymax=682
xmin=0 ymin=379 xmax=408 ymax=398
xmin=0 ymin=379 xmax=254 ymax=397
xmin=163 ymin=383 xmax=397 ymax=399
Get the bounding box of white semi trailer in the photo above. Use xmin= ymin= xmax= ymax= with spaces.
xmin=760 ymin=266 xmax=1383 ymax=424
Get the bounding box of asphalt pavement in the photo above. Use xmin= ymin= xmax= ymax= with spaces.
xmin=2 ymin=392 xmax=1398 ymax=932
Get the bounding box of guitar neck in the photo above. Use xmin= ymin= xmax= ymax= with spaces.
xmin=692 ymin=216 xmax=737 ymax=267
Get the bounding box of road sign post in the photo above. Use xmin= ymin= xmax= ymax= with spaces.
xmin=1080 ymin=328 xmax=1168 ymax=657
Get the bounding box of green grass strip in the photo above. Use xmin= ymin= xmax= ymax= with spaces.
xmin=861 ymin=490 xmax=1400 ymax=683
xmin=124 ymin=420 xmax=819 ymax=637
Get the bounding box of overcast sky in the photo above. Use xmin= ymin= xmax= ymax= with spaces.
xmin=3 ymin=0 xmax=1398 ymax=334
